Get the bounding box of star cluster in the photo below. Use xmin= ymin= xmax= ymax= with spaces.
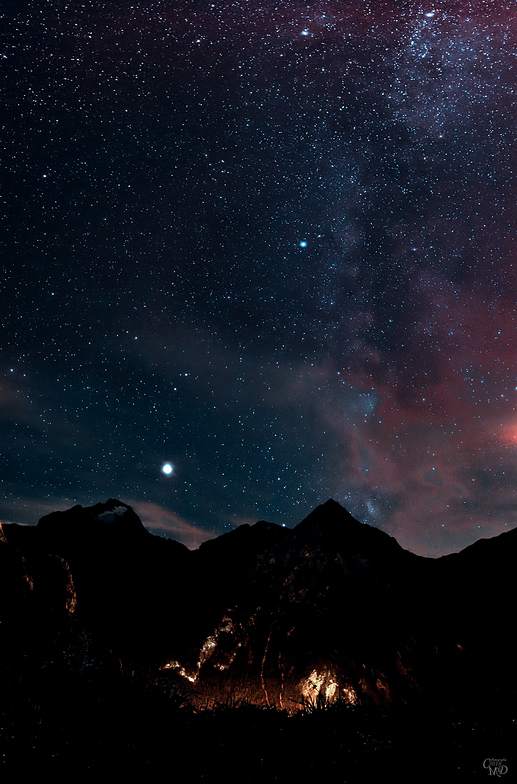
xmin=2 ymin=1 xmax=517 ymax=555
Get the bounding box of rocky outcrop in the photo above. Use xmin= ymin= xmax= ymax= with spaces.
xmin=0 ymin=528 xmax=33 ymax=622
xmin=0 ymin=523 xmax=78 ymax=674
xmin=4 ymin=499 xmax=192 ymax=658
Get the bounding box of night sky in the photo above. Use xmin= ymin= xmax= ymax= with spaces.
xmin=3 ymin=1 xmax=517 ymax=556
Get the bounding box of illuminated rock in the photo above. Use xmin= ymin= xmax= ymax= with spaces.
xmin=301 ymin=668 xmax=340 ymax=706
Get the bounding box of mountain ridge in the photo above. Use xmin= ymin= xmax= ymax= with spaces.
xmin=2 ymin=497 xmax=515 ymax=711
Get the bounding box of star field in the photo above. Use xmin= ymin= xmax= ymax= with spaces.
xmin=2 ymin=1 xmax=517 ymax=555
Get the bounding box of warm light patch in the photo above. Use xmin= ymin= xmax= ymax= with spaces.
xmin=301 ymin=668 xmax=339 ymax=705
xmin=342 ymin=686 xmax=358 ymax=705
xmin=160 ymin=614 xmax=239 ymax=684
xmin=499 ymin=421 xmax=517 ymax=447
xmin=160 ymin=660 xmax=198 ymax=683
xmin=198 ymin=635 xmax=217 ymax=667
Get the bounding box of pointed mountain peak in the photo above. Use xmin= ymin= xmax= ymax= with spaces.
xmin=293 ymin=498 xmax=406 ymax=561
xmin=295 ymin=498 xmax=361 ymax=533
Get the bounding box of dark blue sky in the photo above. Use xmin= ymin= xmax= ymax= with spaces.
xmin=3 ymin=1 xmax=517 ymax=555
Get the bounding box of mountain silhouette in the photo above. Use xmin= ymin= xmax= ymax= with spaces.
xmin=2 ymin=498 xmax=515 ymax=712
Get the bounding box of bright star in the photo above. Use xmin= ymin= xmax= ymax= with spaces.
xmin=161 ymin=462 xmax=174 ymax=475
xmin=300 ymin=241 xmax=307 ymax=247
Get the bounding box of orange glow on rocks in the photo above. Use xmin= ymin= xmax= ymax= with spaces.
xmin=301 ymin=668 xmax=340 ymax=706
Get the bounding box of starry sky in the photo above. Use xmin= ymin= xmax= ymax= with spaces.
xmin=3 ymin=0 xmax=517 ymax=556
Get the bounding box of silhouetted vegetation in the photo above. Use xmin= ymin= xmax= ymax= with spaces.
xmin=1 ymin=645 xmax=515 ymax=783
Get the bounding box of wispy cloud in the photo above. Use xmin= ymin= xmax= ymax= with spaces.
xmin=0 ymin=496 xmax=81 ymax=527
xmin=131 ymin=501 xmax=216 ymax=550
